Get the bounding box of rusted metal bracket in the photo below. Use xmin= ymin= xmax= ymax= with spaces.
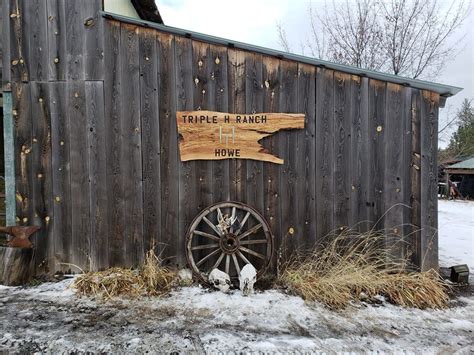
xmin=0 ymin=226 xmax=41 ymax=248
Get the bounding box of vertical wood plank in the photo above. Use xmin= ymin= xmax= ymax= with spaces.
xmin=86 ymin=81 xmax=107 ymax=270
xmin=103 ymin=20 xmax=124 ymax=266
xmin=228 ymin=49 xmax=246 ymax=202
xmin=65 ymin=0 xmax=84 ymax=80
xmin=296 ymin=64 xmax=316 ymax=247
xmin=333 ymin=72 xmax=351 ymax=231
xmin=10 ymin=0 xmax=28 ymax=81
xmin=209 ymin=44 xmax=230 ymax=203
xmin=84 ymin=0 xmax=104 ymax=80
xmin=192 ymin=41 xmax=213 ymax=212
xmin=350 ymin=76 xmax=370 ymax=231
xmin=46 ymin=0 xmax=67 ymax=81
xmin=279 ymin=60 xmax=298 ymax=254
xmin=25 ymin=0 xmax=48 ymax=81
xmin=410 ymin=89 xmax=422 ymax=268
xmin=50 ymin=82 xmax=71 ymax=271
xmin=315 ymin=68 xmax=335 ymax=240
xmin=176 ymin=36 xmax=193 ymax=268
xmin=157 ymin=32 xmax=178 ymax=264
xmin=368 ymin=79 xmax=386 ymax=230
xmin=384 ymin=83 xmax=405 ymax=260
xmin=120 ymin=24 xmax=144 ymax=267
xmin=262 ymin=56 xmax=281 ymax=269
xmin=245 ymin=53 xmax=264 ymax=213
xmin=12 ymin=83 xmax=33 ymax=227
xmin=420 ymin=91 xmax=439 ymax=271
xmin=139 ymin=28 xmax=160 ymax=253
xmin=68 ymin=82 xmax=90 ymax=270
xmin=29 ymin=83 xmax=53 ymax=273
xmin=401 ymin=86 xmax=413 ymax=263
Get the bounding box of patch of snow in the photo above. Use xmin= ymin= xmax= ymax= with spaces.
xmin=438 ymin=200 xmax=474 ymax=277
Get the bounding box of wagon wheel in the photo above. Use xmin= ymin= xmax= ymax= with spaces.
xmin=186 ymin=201 xmax=273 ymax=282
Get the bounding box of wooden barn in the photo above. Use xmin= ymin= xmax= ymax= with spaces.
xmin=0 ymin=0 xmax=462 ymax=281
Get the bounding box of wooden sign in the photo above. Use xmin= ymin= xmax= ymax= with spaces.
xmin=177 ymin=110 xmax=305 ymax=164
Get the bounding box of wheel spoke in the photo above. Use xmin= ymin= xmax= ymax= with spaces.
xmin=238 ymin=223 xmax=262 ymax=240
xmin=235 ymin=212 xmax=250 ymax=236
xmin=236 ymin=250 xmax=251 ymax=265
xmin=232 ymin=253 xmax=240 ymax=274
xmin=239 ymin=246 xmax=265 ymax=260
xmin=240 ymin=239 xmax=267 ymax=245
xmin=203 ymin=216 xmax=222 ymax=236
xmin=211 ymin=252 xmax=225 ymax=270
xmin=193 ymin=230 xmax=220 ymax=241
xmin=191 ymin=243 xmax=219 ymax=251
xmin=230 ymin=207 xmax=236 ymax=233
xmin=196 ymin=248 xmax=220 ymax=267
xmin=225 ymin=255 xmax=230 ymax=274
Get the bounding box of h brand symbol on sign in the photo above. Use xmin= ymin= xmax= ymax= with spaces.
xmin=219 ymin=126 xmax=235 ymax=147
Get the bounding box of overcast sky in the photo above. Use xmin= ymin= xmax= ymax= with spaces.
xmin=158 ymin=0 xmax=473 ymax=148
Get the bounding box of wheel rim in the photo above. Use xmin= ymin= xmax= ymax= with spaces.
xmin=185 ymin=201 xmax=273 ymax=282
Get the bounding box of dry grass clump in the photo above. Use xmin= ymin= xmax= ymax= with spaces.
xmin=73 ymin=249 xmax=177 ymax=300
xmin=279 ymin=229 xmax=449 ymax=309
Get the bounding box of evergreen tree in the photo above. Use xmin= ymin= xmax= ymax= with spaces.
xmin=446 ymin=99 xmax=474 ymax=158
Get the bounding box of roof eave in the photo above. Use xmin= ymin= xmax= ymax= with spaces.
xmin=101 ymin=11 xmax=463 ymax=103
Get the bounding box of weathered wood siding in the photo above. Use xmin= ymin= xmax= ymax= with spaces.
xmin=1 ymin=0 xmax=439 ymax=273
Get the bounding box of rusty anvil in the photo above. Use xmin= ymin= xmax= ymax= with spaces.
xmin=0 ymin=226 xmax=41 ymax=248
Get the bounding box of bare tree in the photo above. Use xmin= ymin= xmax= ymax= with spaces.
xmin=277 ymin=0 xmax=470 ymax=79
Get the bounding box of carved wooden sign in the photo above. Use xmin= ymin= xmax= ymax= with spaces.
xmin=177 ymin=110 xmax=305 ymax=164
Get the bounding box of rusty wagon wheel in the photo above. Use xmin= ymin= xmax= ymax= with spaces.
xmin=186 ymin=202 xmax=273 ymax=282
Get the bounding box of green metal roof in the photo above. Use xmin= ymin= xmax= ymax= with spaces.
xmin=447 ymin=157 xmax=474 ymax=170
xmin=101 ymin=11 xmax=463 ymax=100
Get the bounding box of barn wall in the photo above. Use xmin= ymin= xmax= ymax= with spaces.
xmin=1 ymin=0 xmax=439 ymax=274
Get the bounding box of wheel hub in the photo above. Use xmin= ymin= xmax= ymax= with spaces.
xmin=220 ymin=233 xmax=240 ymax=254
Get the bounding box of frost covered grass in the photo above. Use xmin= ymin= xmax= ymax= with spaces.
xmin=73 ymin=249 xmax=177 ymax=299
xmin=279 ymin=230 xmax=450 ymax=309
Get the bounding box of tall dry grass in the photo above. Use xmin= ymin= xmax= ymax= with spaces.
xmin=278 ymin=229 xmax=449 ymax=309
xmin=73 ymin=249 xmax=177 ymax=300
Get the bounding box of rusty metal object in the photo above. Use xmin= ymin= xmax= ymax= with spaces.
xmin=0 ymin=226 xmax=41 ymax=248
xmin=186 ymin=202 xmax=273 ymax=283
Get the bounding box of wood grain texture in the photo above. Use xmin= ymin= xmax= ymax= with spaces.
xmin=157 ymin=32 xmax=179 ymax=265
xmin=25 ymin=0 xmax=48 ymax=81
xmin=368 ymin=79 xmax=386 ymax=230
xmin=46 ymin=0 xmax=67 ymax=81
xmin=139 ymin=28 xmax=160 ymax=253
xmin=177 ymin=110 xmax=304 ymax=164
xmin=209 ymin=44 xmax=230 ymax=203
xmin=49 ymin=82 xmax=71 ymax=271
xmin=333 ymin=72 xmax=351 ymax=231
xmin=384 ymin=83 xmax=405 ymax=260
xmin=68 ymin=82 xmax=90 ymax=269
xmin=29 ymin=82 xmax=53 ymax=273
xmin=410 ymin=89 xmax=422 ymax=268
xmin=176 ymin=35 xmax=193 ymax=268
xmin=296 ymin=64 xmax=316 ymax=248
xmin=315 ymin=68 xmax=335 ymax=239
xmin=228 ymin=49 xmax=246 ymax=203
xmin=245 ymin=53 xmax=264 ymax=213
xmin=103 ymin=20 xmax=124 ymax=267
xmin=86 ymin=81 xmax=107 ymax=270
xmin=120 ymin=23 xmax=144 ymax=267
xmin=279 ymin=60 xmax=298 ymax=255
xmin=420 ymin=91 xmax=439 ymax=271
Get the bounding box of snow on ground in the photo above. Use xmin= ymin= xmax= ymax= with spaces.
xmin=0 ymin=200 xmax=473 ymax=353
xmin=438 ymin=200 xmax=474 ymax=273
